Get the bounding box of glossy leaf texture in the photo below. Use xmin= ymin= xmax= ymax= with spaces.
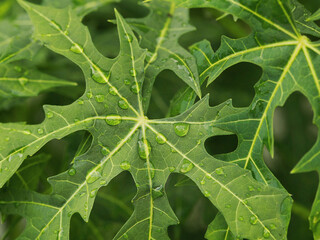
xmin=175 ymin=0 xmax=320 ymax=238
xmin=0 ymin=1 xmax=291 ymax=240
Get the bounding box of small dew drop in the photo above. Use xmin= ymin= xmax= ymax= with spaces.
xmin=86 ymin=92 xmax=93 ymax=99
xmin=90 ymin=189 xmax=98 ymax=198
xmin=68 ymin=168 xmax=76 ymax=176
xmin=120 ymin=161 xmax=131 ymax=170
xmin=250 ymin=215 xmax=258 ymax=225
xmin=215 ymin=167 xmax=224 ymax=175
xmin=169 ymin=167 xmax=175 ymax=172
xmin=78 ymin=100 xmax=84 ymax=105
xmin=152 ymin=185 xmax=164 ymax=199
xmin=5 ymin=137 xmax=9 ymax=141
xmin=238 ymin=216 xmax=244 ymax=221
xmin=248 ymin=185 xmax=255 ymax=192
xmin=124 ymin=33 xmax=133 ymax=42
xmin=180 ymin=159 xmax=194 ymax=173
xmin=109 ymin=86 xmax=117 ymax=96
xmin=225 ymin=204 xmax=231 ymax=208
xmin=174 ymin=123 xmax=190 ymax=137
xmin=105 ymin=114 xmax=122 ymax=126
xmin=70 ymin=43 xmax=83 ymax=54
xmin=138 ymin=139 xmax=151 ymax=160
xmin=18 ymin=77 xmax=28 ymax=86
xmin=118 ymin=99 xmax=129 ymax=110
xmin=87 ymin=170 xmax=102 ymax=184
xmin=130 ymin=84 xmax=139 ymax=94
xmin=263 ymin=229 xmax=270 ymax=238
xmin=46 ymin=112 xmax=54 ymax=119
xmin=200 ymin=180 xmax=206 ymax=185
xmin=155 ymin=133 xmax=167 ymax=145
xmin=101 ymin=146 xmax=110 ymax=156
xmin=269 ymin=223 xmax=276 ymax=230
xmin=95 ymin=95 xmax=105 ymax=103
xmin=129 ymin=69 xmax=136 ymax=77
xmin=124 ymin=79 xmax=131 ymax=85
xmin=204 ymin=191 xmax=211 ymax=198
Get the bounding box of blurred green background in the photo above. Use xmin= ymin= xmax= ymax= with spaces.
xmin=0 ymin=0 xmax=319 ymax=239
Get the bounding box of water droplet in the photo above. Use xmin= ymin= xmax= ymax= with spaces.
xmin=238 ymin=216 xmax=244 ymax=221
xmin=145 ymin=51 xmax=157 ymax=63
xmin=86 ymin=92 xmax=93 ymax=99
xmin=95 ymin=95 xmax=104 ymax=102
xmin=109 ymin=86 xmax=117 ymax=96
xmin=123 ymin=233 xmax=129 ymax=239
xmin=270 ymin=223 xmax=276 ymax=230
xmin=90 ymin=189 xmax=98 ymax=198
xmin=130 ymin=84 xmax=139 ymax=94
xmin=78 ymin=100 xmax=84 ymax=105
xmin=155 ymin=133 xmax=167 ymax=144
xmin=174 ymin=123 xmax=190 ymax=137
xmin=24 ymin=130 xmax=31 ymax=135
xmin=87 ymin=170 xmax=102 ymax=183
xmin=248 ymin=185 xmax=255 ymax=192
xmin=129 ymin=69 xmax=136 ymax=77
xmin=180 ymin=159 xmax=194 ymax=173
xmin=118 ymin=99 xmax=129 ymax=110
xmin=70 ymin=43 xmax=83 ymax=54
xmin=138 ymin=139 xmax=151 ymax=160
xmin=101 ymin=146 xmax=110 ymax=156
xmin=46 ymin=112 xmax=53 ymax=119
xmin=91 ymin=67 xmax=109 ymax=84
xmin=263 ymin=229 xmax=270 ymax=238
xmin=152 ymin=185 xmax=164 ymax=199
xmin=124 ymin=79 xmax=131 ymax=85
xmin=225 ymin=204 xmax=231 ymax=208
xmin=5 ymin=137 xmax=9 ymax=141
xmin=105 ymin=114 xmax=122 ymax=126
xmin=197 ymin=139 xmax=201 ymax=145
xmin=215 ymin=167 xmax=224 ymax=175
xmin=200 ymin=180 xmax=205 ymax=185
xmin=100 ymin=180 xmax=107 ymax=185
xmin=49 ymin=20 xmax=62 ymax=30
xmin=250 ymin=215 xmax=258 ymax=225
xmin=80 ymin=192 xmax=85 ymax=197
xmin=169 ymin=167 xmax=175 ymax=172
xmin=68 ymin=168 xmax=76 ymax=176
xmin=204 ymin=191 xmax=211 ymax=197
xmin=14 ymin=66 xmax=22 ymax=72
xmin=18 ymin=77 xmax=28 ymax=86
xmin=124 ymin=33 xmax=133 ymax=42
xmin=120 ymin=161 xmax=131 ymax=170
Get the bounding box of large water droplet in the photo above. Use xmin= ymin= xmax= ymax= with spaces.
xmin=155 ymin=133 xmax=167 ymax=144
xmin=105 ymin=114 xmax=122 ymax=126
xmin=118 ymin=99 xmax=129 ymax=110
xmin=180 ymin=159 xmax=194 ymax=173
xmin=70 ymin=43 xmax=83 ymax=54
xmin=86 ymin=92 xmax=93 ymax=99
xmin=138 ymin=139 xmax=151 ymax=160
xmin=68 ymin=168 xmax=76 ymax=176
xmin=120 ymin=161 xmax=131 ymax=170
xmin=174 ymin=123 xmax=190 ymax=137
xmin=37 ymin=128 xmax=44 ymax=134
xmin=152 ymin=185 xmax=164 ymax=199
xmin=87 ymin=170 xmax=102 ymax=183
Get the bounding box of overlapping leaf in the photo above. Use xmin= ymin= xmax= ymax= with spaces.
xmin=126 ymin=0 xmax=201 ymax=111
xmin=0 ymin=1 xmax=292 ymax=239
xmin=175 ymin=0 xmax=320 ymax=238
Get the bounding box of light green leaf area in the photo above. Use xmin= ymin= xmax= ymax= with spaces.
xmin=0 ymin=18 xmax=40 ymax=64
xmin=175 ymin=0 xmax=320 ymax=238
xmin=0 ymin=64 xmax=76 ymax=99
xmin=0 ymin=1 xmax=291 ymax=240
xmin=126 ymin=0 xmax=201 ymax=110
